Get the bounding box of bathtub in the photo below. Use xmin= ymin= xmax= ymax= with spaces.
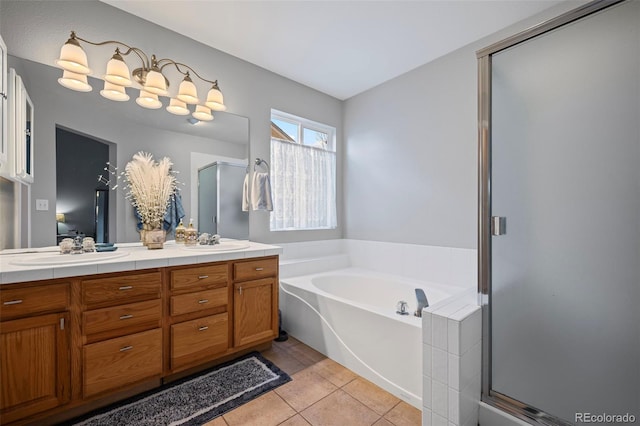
xmin=279 ymin=267 xmax=466 ymax=409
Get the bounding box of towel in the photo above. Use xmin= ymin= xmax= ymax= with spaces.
xmin=163 ymin=191 xmax=186 ymax=232
xmin=242 ymin=172 xmax=250 ymax=212
xmin=135 ymin=191 xmax=185 ymax=232
xmin=250 ymin=172 xmax=273 ymax=211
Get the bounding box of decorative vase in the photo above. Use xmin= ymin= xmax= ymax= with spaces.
xmin=142 ymin=224 xmax=165 ymax=249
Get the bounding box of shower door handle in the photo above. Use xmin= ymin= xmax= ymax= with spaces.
xmin=491 ymin=216 xmax=507 ymax=236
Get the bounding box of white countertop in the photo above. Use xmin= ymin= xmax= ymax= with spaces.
xmin=0 ymin=240 xmax=282 ymax=285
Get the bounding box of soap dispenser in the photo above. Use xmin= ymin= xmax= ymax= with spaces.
xmin=175 ymin=219 xmax=186 ymax=244
xmin=185 ymin=218 xmax=197 ymax=246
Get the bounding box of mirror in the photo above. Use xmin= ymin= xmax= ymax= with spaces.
xmin=5 ymin=55 xmax=249 ymax=248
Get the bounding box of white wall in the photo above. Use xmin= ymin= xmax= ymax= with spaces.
xmin=343 ymin=2 xmax=581 ymax=249
xmin=0 ymin=0 xmax=343 ymax=246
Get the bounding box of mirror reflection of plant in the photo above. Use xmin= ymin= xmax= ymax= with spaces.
xmin=122 ymin=152 xmax=178 ymax=230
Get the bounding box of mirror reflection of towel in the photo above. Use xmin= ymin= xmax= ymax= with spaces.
xmin=135 ymin=191 xmax=185 ymax=232
xmin=242 ymin=173 xmax=250 ymax=211
xmin=250 ymin=172 xmax=273 ymax=211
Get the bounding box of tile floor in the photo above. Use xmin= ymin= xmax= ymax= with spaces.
xmin=205 ymin=337 xmax=422 ymax=426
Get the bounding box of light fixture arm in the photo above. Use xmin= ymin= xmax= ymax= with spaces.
xmin=68 ymin=31 xmax=150 ymax=71
xmin=157 ymin=59 xmax=217 ymax=85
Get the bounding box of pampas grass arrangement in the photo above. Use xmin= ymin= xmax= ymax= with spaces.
xmin=123 ymin=152 xmax=178 ymax=231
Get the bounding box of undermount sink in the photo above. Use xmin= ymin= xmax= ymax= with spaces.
xmin=10 ymin=251 xmax=129 ymax=266
xmin=182 ymin=242 xmax=250 ymax=252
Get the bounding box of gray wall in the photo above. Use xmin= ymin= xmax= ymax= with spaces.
xmin=1 ymin=0 xmax=343 ymax=246
xmin=343 ymin=3 xmax=580 ymax=249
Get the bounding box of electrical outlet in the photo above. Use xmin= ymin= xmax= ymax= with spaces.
xmin=36 ymin=199 xmax=49 ymax=211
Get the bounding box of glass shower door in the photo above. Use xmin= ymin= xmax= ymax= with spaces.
xmin=489 ymin=1 xmax=639 ymax=423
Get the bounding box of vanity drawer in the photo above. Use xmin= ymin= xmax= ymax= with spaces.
xmin=170 ymin=288 xmax=227 ymax=317
xmin=171 ymin=313 xmax=228 ymax=370
xmin=83 ymin=328 xmax=162 ymax=398
xmin=83 ymin=299 xmax=162 ymax=341
xmin=1 ymin=283 xmax=69 ymax=321
xmin=233 ymin=258 xmax=278 ymax=282
xmin=82 ymin=272 xmax=161 ymax=309
xmin=170 ymin=264 xmax=228 ymax=291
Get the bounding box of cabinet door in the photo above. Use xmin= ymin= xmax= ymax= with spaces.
xmin=0 ymin=312 xmax=70 ymax=424
xmin=5 ymin=69 xmax=34 ymax=184
xmin=14 ymin=78 xmax=33 ymax=183
xmin=233 ymin=278 xmax=278 ymax=347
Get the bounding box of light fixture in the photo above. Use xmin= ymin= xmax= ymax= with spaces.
xmin=192 ymin=105 xmax=214 ymax=121
xmin=205 ymin=81 xmax=226 ymax=111
xmin=166 ymin=98 xmax=190 ymax=116
xmin=177 ymin=73 xmax=198 ymax=104
xmin=104 ymin=49 xmax=132 ymax=86
xmin=58 ymin=70 xmax=92 ymax=92
xmin=136 ymin=90 xmax=162 ymax=109
xmin=100 ymin=81 xmax=129 ymax=101
xmin=55 ymin=31 xmax=227 ymax=119
xmin=56 ymin=213 xmax=66 ymax=223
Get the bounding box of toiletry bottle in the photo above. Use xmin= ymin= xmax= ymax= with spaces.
xmin=185 ymin=218 xmax=197 ymax=246
xmin=175 ymin=219 xmax=186 ymax=243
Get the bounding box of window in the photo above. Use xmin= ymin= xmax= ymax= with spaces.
xmin=270 ymin=110 xmax=337 ymax=231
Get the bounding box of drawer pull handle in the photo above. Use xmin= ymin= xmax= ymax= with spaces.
xmin=198 ymin=299 xmax=209 ymax=304
xmin=198 ymin=275 xmax=209 ymax=279
xmin=198 ymin=326 xmax=209 ymax=331
xmin=238 ymin=286 xmax=242 ymax=296
xmin=3 ymin=299 xmax=23 ymax=305
xmin=255 ymin=267 xmax=264 ymax=271
xmin=119 ymin=314 xmax=133 ymax=320
xmin=120 ymin=345 xmax=133 ymax=352
xmin=119 ymin=286 xmax=133 ymax=291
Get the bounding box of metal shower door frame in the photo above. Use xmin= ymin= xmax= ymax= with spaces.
xmin=476 ymin=1 xmax=625 ymax=424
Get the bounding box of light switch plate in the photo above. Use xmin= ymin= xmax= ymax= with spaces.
xmin=36 ymin=199 xmax=49 ymax=211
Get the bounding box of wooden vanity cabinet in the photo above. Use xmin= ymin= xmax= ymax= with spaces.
xmin=0 ymin=255 xmax=279 ymax=424
xmin=80 ymin=271 xmax=163 ymax=399
xmin=0 ymin=281 xmax=71 ymax=425
xmin=232 ymin=257 xmax=279 ymax=348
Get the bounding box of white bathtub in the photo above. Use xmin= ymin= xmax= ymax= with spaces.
xmin=279 ymin=267 xmax=466 ymax=409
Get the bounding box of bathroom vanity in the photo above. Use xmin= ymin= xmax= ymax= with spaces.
xmin=0 ymin=241 xmax=281 ymax=425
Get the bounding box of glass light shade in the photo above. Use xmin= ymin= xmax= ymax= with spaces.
xmin=58 ymin=70 xmax=92 ymax=92
xmin=104 ymin=56 xmax=132 ymax=87
xmin=143 ymin=69 xmax=168 ymax=96
xmin=176 ymin=78 xmax=199 ymax=104
xmin=166 ymin=98 xmax=190 ymax=115
xmin=136 ymin=90 xmax=162 ymax=109
xmin=55 ymin=41 xmax=91 ymax=74
xmin=205 ymin=86 xmax=226 ymax=111
xmin=100 ymin=81 xmax=130 ymax=102
xmin=192 ymin=105 xmax=213 ymax=121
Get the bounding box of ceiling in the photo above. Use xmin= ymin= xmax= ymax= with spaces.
xmin=103 ymin=1 xmax=578 ymax=100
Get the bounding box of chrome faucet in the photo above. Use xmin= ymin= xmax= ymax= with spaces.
xmin=414 ymin=289 xmax=429 ymax=317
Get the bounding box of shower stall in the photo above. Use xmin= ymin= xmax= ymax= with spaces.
xmin=197 ymin=161 xmax=249 ymax=240
xmin=478 ymin=1 xmax=639 ymax=424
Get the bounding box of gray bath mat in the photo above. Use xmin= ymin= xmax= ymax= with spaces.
xmin=67 ymin=352 xmax=291 ymax=426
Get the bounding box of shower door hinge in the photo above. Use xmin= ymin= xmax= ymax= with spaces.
xmin=491 ymin=216 xmax=507 ymax=236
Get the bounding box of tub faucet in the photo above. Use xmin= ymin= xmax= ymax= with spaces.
xmin=414 ymin=289 xmax=429 ymax=317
